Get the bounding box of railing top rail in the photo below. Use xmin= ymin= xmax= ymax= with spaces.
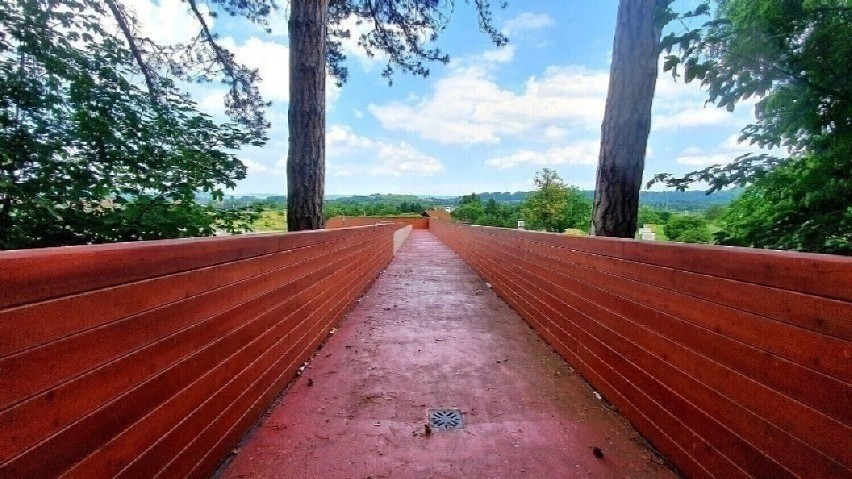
xmin=436 ymin=222 xmax=852 ymax=302
xmin=0 ymin=224 xmax=402 ymax=310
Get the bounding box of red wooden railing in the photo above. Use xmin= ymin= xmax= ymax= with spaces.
xmin=430 ymin=220 xmax=851 ymax=479
xmin=0 ymin=224 xmax=399 ymax=479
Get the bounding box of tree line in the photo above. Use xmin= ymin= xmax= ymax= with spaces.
xmin=450 ymin=168 xmax=736 ymax=247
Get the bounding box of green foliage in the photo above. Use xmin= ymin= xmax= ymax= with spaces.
xmin=649 ymin=0 xmax=851 ymax=253
xmin=451 ymin=193 xmax=521 ymax=228
xmin=703 ymin=204 xmax=726 ymax=221
xmin=665 ymin=214 xmax=712 ymax=243
xmin=452 ymin=194 xmax=485 ymax=224
xmin=472 ymin=191 xmax=530 ymax=204
xmin=251 ymin=208 xmax=287 ymax=232
xmin=323 ymin=196 xmax=429 ymax=220
xmin=675 ymin=227 xmax=713 ymax=244
xmin=659 ymin=0 xmax=851 ymax=159
xmin=521 ymin=169 xmax=592 ymax=233
xmin=0 ymin=0 xmax=258 ymax=249
xmin=638 ymin=205 xmax=664 ymax=226
xmin=637 ymin=189 xmax=739 ymax=212
xmin=716 ymin=152 xmax=852 ymax=254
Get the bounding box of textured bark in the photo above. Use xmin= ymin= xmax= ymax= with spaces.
xmin=592 ymin=0 xmax=665 ymax=237
xmin=287 ymin=0 xmax=329 ymax=231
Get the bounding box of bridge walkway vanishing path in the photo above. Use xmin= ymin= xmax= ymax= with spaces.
xmin=219 ymin=230 xmax=679 ymax=479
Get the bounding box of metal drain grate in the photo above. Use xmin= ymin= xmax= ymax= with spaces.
xmin=428 ymin=409 xmax=463 ymax=429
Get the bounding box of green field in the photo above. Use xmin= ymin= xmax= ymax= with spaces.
xmin=251 ymin=209 xmax=286 ymax=232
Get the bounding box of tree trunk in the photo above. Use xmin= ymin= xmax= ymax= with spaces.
xmin=591 ymin=0 xmax=665 ymax=237
xmin=287 ymin=0 xmax=328 ymax=231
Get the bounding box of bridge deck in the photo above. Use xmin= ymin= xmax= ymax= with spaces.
xmin=220 ymin=231 xmax=678 ymax=479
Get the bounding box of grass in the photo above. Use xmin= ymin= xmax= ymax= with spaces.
xmin=251 ymin=209 xmax=286 ymax=232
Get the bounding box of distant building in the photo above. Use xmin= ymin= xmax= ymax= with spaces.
xmin=421 ymin=208 xmax=452 ymax=222
xmin=638 ymin=225 xmax=656 ymax=241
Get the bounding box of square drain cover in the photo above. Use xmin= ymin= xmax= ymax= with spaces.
xmin=428 ymin=409 xmax=463 ymax=429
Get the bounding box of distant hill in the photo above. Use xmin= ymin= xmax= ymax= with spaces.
xmin=198 ymin=189 xmax=740 ymax=212
xmin=634 ymin=189 xmax=741 ymax=211
xmin=326 ymin=193 xmax=451 ymax=206
xmin=459 ymin=189 xmax=741 ymax=212
xmin=465 ymin=191 xmax=530 ymax=204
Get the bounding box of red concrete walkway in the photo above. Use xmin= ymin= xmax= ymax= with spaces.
xmin=219 ymin=231 xmax=678 ymax=479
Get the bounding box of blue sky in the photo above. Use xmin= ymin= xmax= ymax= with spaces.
xmin=129 ymin=0 xmax=761 ymax=196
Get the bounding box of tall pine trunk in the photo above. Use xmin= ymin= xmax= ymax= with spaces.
xmin=592 ymin=0 xmax=665 ymax=237
xmin=287 ymin=0 xmax=328 ymax=231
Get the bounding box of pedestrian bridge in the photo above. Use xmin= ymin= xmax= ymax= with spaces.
xmin=0 ymin=219 xmax=849 ymax=478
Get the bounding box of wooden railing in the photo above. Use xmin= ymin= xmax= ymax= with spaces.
xmin=0 ymin=224 xmax=400 ymax=478
xmin=430 ymin=220 xmax=851 ymax=479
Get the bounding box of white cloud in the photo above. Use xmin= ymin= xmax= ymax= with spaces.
xmin=336 ymin=19 xmax=372 ymax=69
xmin=272 ymin=156 xmax=288 ymax=176
xmin=485 ymin=141 xmax=600 ymax=169
xmin=195 ymin=90 xmax=227 ymax=117
xmin=264 ymin=6 xmax=289 ymax=38
xmin=651 ymin=63 xmax=754 ymax=131
xmin=370 ymin=142 xmax=444 ymax=176
xmin=203 ymin=35 xmax=340 ymax=112
xmin=504 ymin=12 xmax=555 ymax=35
xmin=675 ymin=134 xmax=758 ymax=166
xmin=241 ymin=158 xmax=269 ymax=173
xmin=124 ymin=0 xmax=209 ymax=45
xmin=367 ymin=53 xmax=756 ymax=147
xmin=334 ymin=15 xmax=391 ymax=71
xmin=218 ymin=37 xmax=289 ymax=102
xmin=544 ymin=125 xmax=568 ymax=140
xmin=125 ymin=0 xmax=340 ymax=113
xmin=481 ymin=44 xmax=516 ymax=64
xmin=328 ymin=124 xmax=374 ymax=150
xmin=654 ymin=107 xmax=732 ymax=131
xmin=327 ymin=82 xmax=342 ymax=104
xmin=325 ymin=125 xmax=444 ymax=177
xmin=368 ymin=65 xmax=608 ymax=145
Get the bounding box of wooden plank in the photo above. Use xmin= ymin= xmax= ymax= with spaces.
xmin=495 ymin=235 xmax=852 ymax=382
xmin=1 ymin=236 xmax=388 ymax=477
xmin=0 ymin=225 xmax=395 ymax=309
xmin=184 ymin=247 xmax=390 ymax=479
xmin=435 ymin=232 xmax=731 ymax=479
xmin=472 ymin=225 xmax=852 ymax=302
xmin=467 ymin=233 xmax=851 ymax=466
xmin=0 ymin=233 xmax=382 ymax=408
xmin=433 ymin=223 xmax=852 ymax=478
xmin=0 ymin=242 xmax=374 ymax=464
xmin=148 ymin=247 xmax=388 ymax=479
xmin=477 ymin=229 xmax=852 ymax=343
xmin=477 ymin=236 xmax=852 ymax=417
xmin=134 ymin=243 xmax=387 ymax=479
xmin=487 ymin=245 xmax=848 ymax=477
xmin=326 ymin=217 xmax=429 ymax=230
xmin=60 ymin=241 xmax=386 ymax=479
xmin=0 ymin=229 xmax=381 ymax=358
xmin=457 ymin=235 xmax=771 ymax=478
